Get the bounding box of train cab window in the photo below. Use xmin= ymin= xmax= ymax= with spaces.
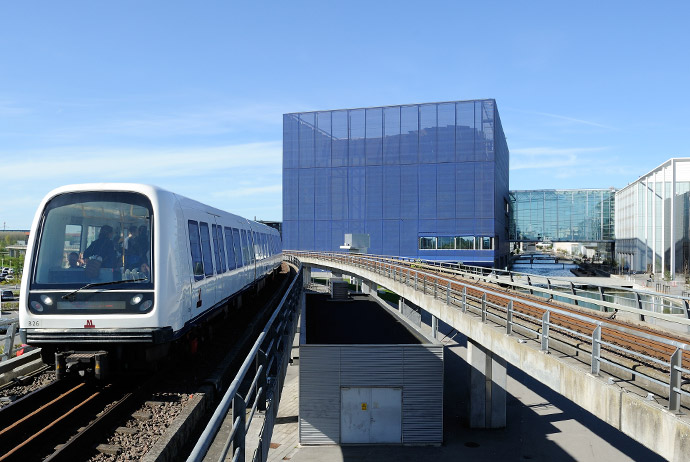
xmin=188 ymin=221 xmax=204 ymax=280
xmin=232 ymin=228 xmax=243 ymax=268
xmin=224 ymin=227 xmax=237 ymax=270
xmin=32 ymin=191 xmax=153 ymax=288
xmin=212 ymin=225 xmax=226 ymax=274
xmin=199 ymin=222 xmax=215 ymax=277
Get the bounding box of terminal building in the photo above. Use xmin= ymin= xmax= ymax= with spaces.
xmin=282 ymin=99 xmax=511 ymax=267
xmin=509 ymin=189 xmax=616 ymax=261
xmin=615 ymin=158 xmax=690 ymax=278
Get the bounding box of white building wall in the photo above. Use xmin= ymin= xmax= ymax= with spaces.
xmin=615 ymin=158 xmax=690 ymax=278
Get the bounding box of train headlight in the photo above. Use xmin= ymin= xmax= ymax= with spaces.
xmin=140 ymin=300 xmax=153 ymax=312
xmin=40 ymin=295 xmax=54 ymax=306
xmin=30 ymin=301 xmax=44 ymax=312
xmin=129 ymin=294 xmax=144 ymax=306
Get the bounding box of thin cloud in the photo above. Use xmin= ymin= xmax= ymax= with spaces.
xmin=511 ymin=146 xmax=610 ymax=170
xmin=505 ymin=107 xmax=615 ymax=130
xmin=0 ymin=141 xmax=281 ymax=180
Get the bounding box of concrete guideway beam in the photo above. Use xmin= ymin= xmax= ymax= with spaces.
xmin=297 ymin=256 xmax=690 ymax=462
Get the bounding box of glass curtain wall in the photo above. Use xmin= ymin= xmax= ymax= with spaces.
xmin=509 ymin=189 xmax=616 ymax=242
xmin=283 ymin=99 xmax=510 ymax=267
xmin=615 ymin=158 xmax=690 ymax=277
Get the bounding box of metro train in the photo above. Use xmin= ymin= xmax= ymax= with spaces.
xmin=18 ymin=184 xmax=282 ymax=376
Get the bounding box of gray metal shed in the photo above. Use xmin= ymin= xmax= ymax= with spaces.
xmin=298 ymin=293 xmax=443 ymax=445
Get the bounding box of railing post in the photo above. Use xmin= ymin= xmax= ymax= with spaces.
xmin=506 ymin=301 xmax=513 ymax=335
xmin=232 ymin=394 xmax=246 ymax=461
xmin=481 ymin=293 xmax=487 ymax=323
xmin=462 ymin=287 xmax=467 ymax=313
xmin=2 ymin=322 xmax=16 ymax=362
xmin=257 ymin=349 xmax=268 ymax=411
xmin=669 ymin=348 xmax=682 ymax=412
xmin=527 ymin=276 xmax=534 ymax=295
xmin=415 ymin=272 xmax=418 ymax=291
xmin=423 ymin=275 xmax=426 ymax=294
xmin=446 ymin=282 xmax=451 ymax=305
xmin=541 ymin=311 xmax=550 ymax=352
xmin=434 ymin=279 xmax=437 ymax=299
xmin=569 ymin=282 xmax=579 ymax=306
xmin=591 ymin=325 xmax=601 ymax=375
xmin=636 ymin=292 xmax=645 ymax=322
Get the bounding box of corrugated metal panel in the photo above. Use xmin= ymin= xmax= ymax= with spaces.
xmin=300 ymin=344 xmax=443 ymax=445
xmin=341 ymin=346 xmax=403 ymax=387
xmin=300 ymin=346 xmax=341 ymax=444
xmin=402 ymin=346 xmax=444 ymax=443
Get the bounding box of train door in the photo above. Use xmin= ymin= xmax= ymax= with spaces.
xmin=183 ymin=209 xmax=218 ymax=314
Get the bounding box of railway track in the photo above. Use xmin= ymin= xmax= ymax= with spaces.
xmin=0 ymin=377 xmax=142 ymax=462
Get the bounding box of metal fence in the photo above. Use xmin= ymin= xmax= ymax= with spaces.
xmin=289 ymin=251 xmax=690 ymax=414
xmin=0 ymin=319 xmax=17 ymax=362
xmin=188 ymin=255 xmax=303 ymax=462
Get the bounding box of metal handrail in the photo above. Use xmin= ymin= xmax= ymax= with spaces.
xmin=291 ymin=251 xmax=690 ymax=412
xmin=187 ymin=255 xmax=302 ymax=462
xmin=292 ymin=250 xmax=690 ymax=326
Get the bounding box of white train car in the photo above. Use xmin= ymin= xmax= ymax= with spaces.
xmin=18 ymin=184 xmax=282 ymax=372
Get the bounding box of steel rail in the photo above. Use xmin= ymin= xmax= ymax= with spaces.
xmin=291 ymin=251 xmax=690 ymax=412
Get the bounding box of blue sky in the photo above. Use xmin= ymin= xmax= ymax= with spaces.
xmin=1 ymin=1 xmax=688 ymax=228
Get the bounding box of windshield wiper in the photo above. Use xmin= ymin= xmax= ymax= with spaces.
xmin=61 ymin=278 xmax=148 ymax=301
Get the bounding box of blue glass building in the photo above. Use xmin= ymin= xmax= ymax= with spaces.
xmin=283 ymin=99 xmax=510 ymax=267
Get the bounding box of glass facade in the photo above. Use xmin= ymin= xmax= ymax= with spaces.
xmin=283 ymin=99 xmax=510 ymax=267
xmin=615 ymin=158 xmax=690 ymax=277
xmin=509 ymin=189 xmax=615 ymax=242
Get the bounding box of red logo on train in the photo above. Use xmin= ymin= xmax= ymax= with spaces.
xmin=84 ymin=320 xmax=95 ymax=328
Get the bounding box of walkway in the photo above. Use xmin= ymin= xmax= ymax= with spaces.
xmin=265 ymin=294 xmax=665 ymax=462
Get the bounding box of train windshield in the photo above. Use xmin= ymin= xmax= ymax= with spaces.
xmin=31 ymin=191 xmax=154 ymax=289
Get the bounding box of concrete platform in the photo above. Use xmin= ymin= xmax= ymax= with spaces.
xmin=266 ymin=297 xmax=666 ymax=462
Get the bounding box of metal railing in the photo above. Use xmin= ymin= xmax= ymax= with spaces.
xmin=188 ymin=255 xmax=303 ymax=462
xmin=0 ymin=319 xmax=17 ymax=362
xmin=291 ymin=251 xmax=690 ymax=413
xmin=297 ymin=251 xmax=690 ymax=324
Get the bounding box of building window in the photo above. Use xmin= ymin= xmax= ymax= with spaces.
xmin=437 ymin=236 xmax=455 ymax=249
xmin=479 ymin=237 xmax=493 ymax=250
xmin=456 ymin=236 xmax=475 ymax=250
xmin=419 ymin=237 xmax=437 ymax=250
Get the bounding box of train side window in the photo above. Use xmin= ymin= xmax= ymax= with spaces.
xmin=188 ymin=221 xmax=204 ymax=280
xmin=224 ymin=227 xmax=237 ymax=270
xmin=232 ymin=228 xmax=243 ymax=268
xmin=213 ymin=224 xmax=226 ymax=273
xmin=240 ymin=229 xmax=249 ymax=265
xmin=199 ymin=222 xmax=215 ymax=277
xmin=247 ymin=231 xmax=256 ymax=264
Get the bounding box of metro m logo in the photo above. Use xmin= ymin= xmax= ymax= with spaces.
xmin=84 ymin=320 xmax=95 ymax=328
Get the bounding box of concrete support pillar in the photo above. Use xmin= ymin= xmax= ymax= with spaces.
xmin=468 ymin=339 xmax=507 ymax=429
xmin=398 ymin=297 xmax=404 ymax=311
xmin=361 ymin=280 xmax=372 ymax=295
xmin=431 ymin=315 xmax=438 ymax=339
xmin=303 ymin=267 xmax=311 ymax=288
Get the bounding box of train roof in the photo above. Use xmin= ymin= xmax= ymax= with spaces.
xmin=38 ymin=183 xmax=277 ymax=234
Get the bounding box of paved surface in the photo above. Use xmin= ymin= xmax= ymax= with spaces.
xmin=265 ymin=298 xmax=666 ymax=462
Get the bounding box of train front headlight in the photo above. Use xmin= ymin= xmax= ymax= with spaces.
xmin=129 ymin=294 xmax=144 ymax=306
xmin=140 ymin=300 xmax=153 ymax=312
xmin=30 ymin=301 xmax=44 ymax=312
xmin=40 ymin=295 xmax=54 ymax=306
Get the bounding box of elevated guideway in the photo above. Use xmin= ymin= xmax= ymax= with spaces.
xmin=288 ymin=251 xmax=690 ymax=462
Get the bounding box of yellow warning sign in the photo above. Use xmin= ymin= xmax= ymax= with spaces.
xmin=361 ymin=402 xmax=367 ymax=411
